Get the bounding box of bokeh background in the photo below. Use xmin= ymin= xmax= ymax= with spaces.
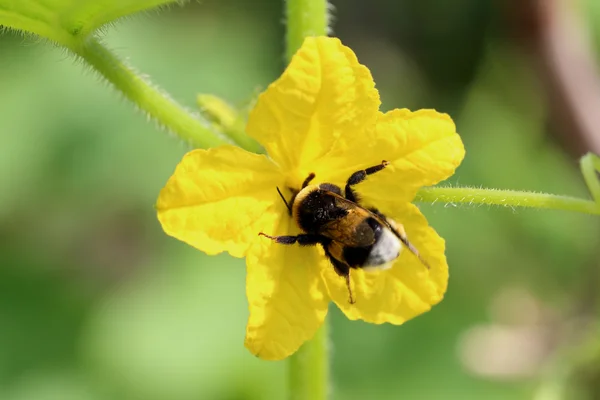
xmin=1 ymin=0 xmax=600 ymax=399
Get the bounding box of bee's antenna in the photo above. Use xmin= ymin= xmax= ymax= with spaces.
xmin=345 ymin=273 xmax=355 ymax=304
xmin=276 ymin=187 xmax=292 ymax=213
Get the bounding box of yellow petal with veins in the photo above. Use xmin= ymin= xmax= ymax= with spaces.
xmin=245 ymin=204 xmax=330 ymax=360
xmin=356 ymin=109 xmax=465 ymax=205
xmin=156 ymin=145 xmax=284 ymax=258
xmin=246 ymin=36 xmax=380 ymax=186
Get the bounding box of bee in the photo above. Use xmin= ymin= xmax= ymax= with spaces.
xmin=259 ymin=161 xmax=428 ymax=304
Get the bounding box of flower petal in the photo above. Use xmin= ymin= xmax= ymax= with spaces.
xmin=246 ymin=36 xmax=380 ymax=186
xmin=156 ymin=145 xmax=284 ymax=258
xmin=356 ymin=109 xmax=465 ymax=205
xmin=244 ymin=207 xmax=330 ymax=360
xmin=321 ymin=203 xmax=448 ymax=324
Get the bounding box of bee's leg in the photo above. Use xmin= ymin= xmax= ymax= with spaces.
xmin=394 ymin=229 xmax=430 ymax=270
xmin=345 ymin=160 xmax=389 ymax=203
xmin=283 ymin=173 xmax=317 ymax=215
xmin=325 ymin=254 xmax=355 ymax=304
xmin=344 ymin=272 xmax=355 ymax=305
xmin=301 ymin=172 xmax=316 ymax=189
xmin=372 ymin=211 xmax=430 ymax=270
xmin=258 ymin=232 xmax=322 ymax=246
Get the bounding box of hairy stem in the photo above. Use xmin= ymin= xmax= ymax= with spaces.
xmin=197 ymin=94 xmax=262 ymax=153
xmin=285 ymin=0 xmax=330 ymax=62
xmin=416 ymin=153 xmax=600 ymax=215
xmin=71 ymin=38 xmax=228 ymax=149
xmin=285 ymin=2 xmax=331 ymax=399
xmin=415 ymin=187 xmax=599 ymax=214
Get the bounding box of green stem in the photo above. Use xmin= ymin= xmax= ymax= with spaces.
xmin=285 ymin=0 xmax=330 ymax=62
xmin=416 ymin=153 xmax=600 ymax=215
xmin=581 ymin=153 xmax=600 ymax=204
xmin=289 ymin=321 xmax=328 ymax=400
xmin=197 ymin=94 xmax=262 ymax=153
xmin=70 ymin=37 xmax=228 ymax=149
xmin=285 ymin=1 xmax=331 ymax=398
xmin=415 ymin=187 xmax=600 ymax=215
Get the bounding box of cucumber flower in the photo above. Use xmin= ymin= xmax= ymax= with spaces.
xmin=156 ymin=36 xmax=465 ymax=360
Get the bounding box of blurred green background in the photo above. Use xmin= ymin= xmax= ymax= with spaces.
xmin=1 ymin=0 xmax=600 ymax=399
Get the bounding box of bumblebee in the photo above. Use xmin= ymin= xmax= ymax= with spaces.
xmin=259 ymin=161 xmax=428 ymax=304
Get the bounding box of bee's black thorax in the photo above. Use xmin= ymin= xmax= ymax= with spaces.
xmin=293 ymin=187 xmax=348 ymax=233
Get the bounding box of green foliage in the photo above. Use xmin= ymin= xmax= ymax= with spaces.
xmin=0 ymin=0 xmax=229 ymax=149
xmin=0 ymin=0 xmax=181 ymax=48
xmin=0 ymin=10 xmax=283 ymax=398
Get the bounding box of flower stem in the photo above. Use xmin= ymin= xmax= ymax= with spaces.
xmin=285 ymin=0 xmax=331 ymax=398
xmin=70 ymin=38 xmax=228 ymax=149
xmin=415 ymin=187 xmax=600 ymax=214
xmin=416 ymin=153 xmax=600 ymax=215
xmin=288 ymin=321 xmax=329 ymax=400
xmin=285 ymin=0 xmax=331 ymax=62
xmin=197 ymin=94 xmax=262 ymax=153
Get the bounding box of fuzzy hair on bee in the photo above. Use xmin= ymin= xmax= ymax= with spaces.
xmin=259 ymin=161 xmax=429 ymax=304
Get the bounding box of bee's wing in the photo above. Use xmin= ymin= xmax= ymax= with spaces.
xmin=318 ymin=192 xmax=376 ymax=247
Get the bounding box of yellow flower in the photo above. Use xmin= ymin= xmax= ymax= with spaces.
xmin=156 ymin=37 xmax=465 ymax=361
